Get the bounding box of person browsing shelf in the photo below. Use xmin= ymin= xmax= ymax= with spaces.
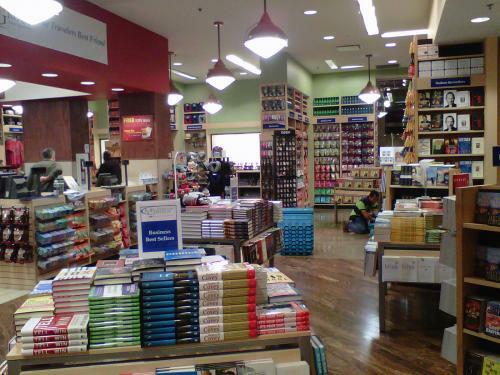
xmin=27 ymin=148 xmax=62 ymax=193
xmin=345 ymin=190 xmax=380 ymax=234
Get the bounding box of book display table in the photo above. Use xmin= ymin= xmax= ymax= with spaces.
xmin=6 ymin=331 xmax=313 ymax=375
xmin=377 ymin=241 xmax=441 ymax=332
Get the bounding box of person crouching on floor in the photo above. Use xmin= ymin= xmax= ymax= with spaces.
xmin=345 ymin=190 xmax=380 ymax=234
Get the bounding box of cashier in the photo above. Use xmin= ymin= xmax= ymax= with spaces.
xmin=97 ymin=151 xmax=122 ymax=184
xmin=345 ymin=190 xmax=380 ymax=234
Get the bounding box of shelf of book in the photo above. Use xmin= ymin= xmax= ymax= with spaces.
xmin=463 ymin=329 xmax=500 ymax=345
xmin=417 ymin=106 xmax=484 ymax=112
xmin=464 ymin=277 xmax=500 ymax=289
xmin=413 ymin=37 xmax=500 ymax=185
xmin=463 ymin=222 xmax=500 ymax=233
xmin=418 ymin=154 xmax=484 ymax=158
xmin=418 ymin=130 xmax=484 ymax=135
xmin=389 ymin=185 xmax=449 ymax=190
xmin=6 ymin=332 xmax=312 ymax=375
xmin=456 ymin=185 xmax=500 ymax=375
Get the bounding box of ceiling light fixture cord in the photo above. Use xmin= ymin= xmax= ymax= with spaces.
xmin=169 ymin=51 xmax=173 ymax=80
xmin=264 ymin=0 xmax=267 ymax=12
xmin=367 ymin=54 xmax=372 ymax=81
xmin=215 ymin=21 xmax=223 ymax=60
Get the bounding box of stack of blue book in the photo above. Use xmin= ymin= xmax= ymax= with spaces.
xmin=140 ymin=271 xmax=200 ymax=347
xmin=279 ymin=208 xmax=314 ymax=256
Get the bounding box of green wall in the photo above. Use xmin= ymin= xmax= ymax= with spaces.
xmin=287 ymin=57 xmax=313 ymax=95
xmin=313 ymin=67 xmax=407 ymax=98
xmin=88 ymin=100 xmax=109 ymax=130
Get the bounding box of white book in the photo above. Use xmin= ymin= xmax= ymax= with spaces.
xmin=417 ymin=257 xmax=438 ymax=283
xmin=400 ymin=257 xmax=418 ymax=282
xmin=472 ymin=161 xmax=484 ymax=178
xmin=276 ymin=361 xmax=309 ymax=375
xmin=471 ymin=137 xmax=484 ymax=154
xmin=382 ymin=256 xmax=401 ymax=282
xmin=457 ymin=114 xmax=470 ymax=131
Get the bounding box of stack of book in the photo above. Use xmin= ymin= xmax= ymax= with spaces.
xmin=223 ymin=219 xmax=254 ymax=240
xmin=94 ymin=259 xmax=132 ymax=286
xmin=88 ymin=284 xmax=141 ymax=348
xmin=164 ymin=248 xmax=206 ymax=272
xmin=271 ymin=201 xmax=284 ymax=223
xmin=197 ymin=263 xmax=258 ymax=343
xmin=256 ymin=302 xmax=310 ymax=336
xmin=254 ymin=265 xmax=268 ymax=305
xmin=140 ymin=271 xmax=200 ymax=347
xmin=390 ymin=216 xmax=426 ymax=243
xmin=208 ymin=204 xmax=234 ymax=220
xmin=130 ymin=258 xmax=165 ymax=282
xmin=53 ymin=267 xmax=96 ymax=315
xmin=201 ymin=219 xmax=225 ymax=239
xmin=181 ymin=207 xmax=209 ymax=239
xmin=14 ymin=295 xmax=54 ymax=339
xmin=20 ymin=314 xmax=89 ymax=355
xmin=425 ymin=229 xmax=446 ymax=244
xmin=267 ymin=283 xmax=303 ymax=303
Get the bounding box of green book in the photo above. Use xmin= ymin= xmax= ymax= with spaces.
xmin=88 ymin=284 xmax=140 ymax=302
xmin=89 ymin=320 xmax=141 ymax=328
xmin=89 ymin=340 xmax=140 ymax=349
xmin=89 ymin=300 xmax=140 ymax=308
xmin=89 ymin=328 xmax=141 ymax=337
xmin=89 ymin=311 xmax=141 ymax=320
xmin=90 ymin=332 xmax=141 ymax=341
xmin=89 ymin=306 xmax=140 ymax=314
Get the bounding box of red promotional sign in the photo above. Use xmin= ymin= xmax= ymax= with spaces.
xmin=122 ymin=115 xmax=154 ymax=141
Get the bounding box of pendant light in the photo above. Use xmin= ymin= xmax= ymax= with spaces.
xmin=167 ymin=51 xmax=183 ymax=106
xmin=244 ymin=0 xmax=288 ymax=59
xmin=0 ymin=78 xmax=15 ymax=94
xmin=206 ymin=22 xmax=235 ymax=91
xmin=358 ymin=54 xmax=381 ymax=104
xmin=203 ymin=92 xmax=223 ymax=115
xmin=0 ymin=0 xmax=63 ymax=26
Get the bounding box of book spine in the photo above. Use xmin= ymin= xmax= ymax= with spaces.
xmin=258 ymin=326 xmax=309 ymax=335
xmin=22 ymin=345 xmax=88 ymax=356
xmin=199 ymin=321 xmax=257 ymax=334
xmin=21 ymin=333 xmax=87 ymax=343
xmin=257 ymin=311 xmax=310 ymax=321
xmin=22 ymin=340 xmax=88 ymax=349
xmin=198 ymin=313 xmax=257 ymax=325
xmin=198 ymin=288 xmax=256 ymax=299
xmin=31 ymin=327 xmax=86 ymax=336
xmin=199 ymin=304 xmax=256 ymax=316
xmin=198 ymin=296 xmax=256 ymax=307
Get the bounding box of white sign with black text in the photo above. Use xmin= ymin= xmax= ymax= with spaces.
xmin=0 ymin=7 xmax=108 ymax=64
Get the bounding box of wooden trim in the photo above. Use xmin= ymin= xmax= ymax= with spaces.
xmin=484 ymin=37 xmax=499 ymax=184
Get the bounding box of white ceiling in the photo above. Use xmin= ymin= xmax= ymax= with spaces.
xmin=0 ymin=81 xmax=89 ymax=103
xmin=89 ymin=0 xmax=433 ymax=83
xmin=433 ymin=0 xmax=500 ymax=43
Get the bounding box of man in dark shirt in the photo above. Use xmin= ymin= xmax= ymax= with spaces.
xmin=97 ymin=151 xmax=122 ymax=184
xmin=345 ymin=190 xmax=380 ymax=234
xmin=27 ymin=148 xmax=61 ymax=193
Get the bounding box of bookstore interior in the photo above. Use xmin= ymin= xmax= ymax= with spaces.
xmin=0 ymin=0 xmax=498 ymax=374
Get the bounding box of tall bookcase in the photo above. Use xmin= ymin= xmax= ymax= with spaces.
xmin=259 ymin=83 xmax=311 ymax=207
xmin=183 ymin=102 xmax=207 ymax=153
xmin=312 ymin=96 xmax=377 ymax=206
xmin=107 ymin=99 xmax=122 ymax=158
xmin=456 ymin=185 xmax=500 ymax=374
xmin=412 ymin=37 xmax=498 ymax=184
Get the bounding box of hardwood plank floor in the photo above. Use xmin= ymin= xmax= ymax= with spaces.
xmin=274 ymin=209 xmax=456 ymax=375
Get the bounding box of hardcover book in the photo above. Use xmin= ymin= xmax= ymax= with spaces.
xmin=485 ymin=301 xmax=500 ymax=338
xmin=53 ymin=267 xmax=96 ymax=286
xmin=21 ymin=314 xmax=89 ymax=336
xmin=29 ymin=281 xmax=53 ymax=296
xmin=457 ymin=114 xmax=471 ymax=131
xmin=464 ymin=296 xmax=488 ymax=332
xmin=472 ymin=161 xmax=484 ymax=179
xmin=89 ymin=284 xmax=140 ymax=301
xmin=431 ymin=139 xmax=445 ymax=154
xmin=471 ymin=137 xmax=485 ymax=155
xmin=430 ymin=90 xmax=443 ymax=108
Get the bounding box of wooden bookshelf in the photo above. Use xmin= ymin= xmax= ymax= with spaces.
xmin=456 ymin=185 xmax=500 ymax=375
xmin=413 ymin=38 xmax=500 ymax=184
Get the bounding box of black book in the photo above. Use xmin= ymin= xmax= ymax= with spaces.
xmin=464 ymin=351 xmax=485 ymax=375
xmin=142 ymin=311 xmax=199 ymax=322
xmin=142 ymin=325 xmax=200 ymax=336
xmin=141 ymin=318 xmax=199 ymax=329
xmin=141 ymin=299 xmax=199 ymax=309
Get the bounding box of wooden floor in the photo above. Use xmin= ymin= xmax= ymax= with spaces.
xmin=275 ymin=209 xmax=456 ymax=375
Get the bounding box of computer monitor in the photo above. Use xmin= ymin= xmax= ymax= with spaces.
xmin=96 ymin=173 xmax=119 ymax=187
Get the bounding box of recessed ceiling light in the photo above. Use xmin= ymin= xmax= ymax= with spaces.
xmin=388 ymin=60 xmax=398 ymax=64
xmin=0 ymin=63 xmax=12 ymax=68
xmin=42 ymin=73 xmax=58 ymax=78
xmin=470 ymin=17 xmax=490 ymax=23
xmin=81 ymin=81 xmax=95 ymax=86
xmin=324 ymin=60 xmax=338 ymax=70
xmin=340 ymin=65 xmax=363 ymax=70
xmin=239 ymin=72 xmax=248 ymax=75
xmin=173 ymin=62 xmax=183 ymax=66
xmin=172 ymin=69 xmax=197 ymax=80
xmin=323 ymin=35 xmax=335 ymax=40
xmin=357 ymin=0 xmax=379 ymax=35
xmin=385 ymin=42 xmax=396 ymax=47
xmin=226 ymin=54 xmax=261 ymax=75
xmin=381 ymin=29 xmax=428 ymax=38
xmin=304 ymin=10 xmax=317 ymax=15
xmin=112 ymin=88 xmax=124 ymax=92
xmin=211 ymin=58 xmax=218 ymax=63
